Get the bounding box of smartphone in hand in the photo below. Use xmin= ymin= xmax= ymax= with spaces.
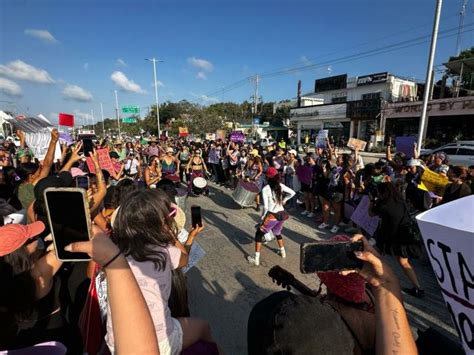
xmin=44 ymin=187 xmax=92 ymax=261
xmin=300 ymin=240 xmax=363 ymax=273
xmin=191 ymin=205 xmax=202 ymax=228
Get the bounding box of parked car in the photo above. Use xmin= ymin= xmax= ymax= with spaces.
xmin=421 ymin=141 xmax=474 ymax=167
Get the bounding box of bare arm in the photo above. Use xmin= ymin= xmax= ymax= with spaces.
xmin=66 ymin=230 xmax=160 ymax=354
xmin=88 ymin=150 xmax=107 ymax=215
xmin=31 ymin=247 xmax=63 ymax=299
xmin=386 ymin=137 xmax=393 ymax=161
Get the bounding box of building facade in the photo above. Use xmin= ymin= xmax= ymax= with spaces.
xmin=290 ymin=72 xmax=418 ymax=144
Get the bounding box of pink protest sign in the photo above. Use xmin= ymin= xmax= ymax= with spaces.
xmin=86 ymin=148 xmax=115 ymax=176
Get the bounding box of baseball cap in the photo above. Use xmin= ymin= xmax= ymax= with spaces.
xmin=71 ymin=167 xmax=87 ymax=178
xmin=406 ymin=158 xmax=421 ymax=167
xmin=0 ymin=221 xmax=45 ymax=256
xmin=289 ymin=149 xmax=297 ymax=156
xmin=248 ymin=291 xmax=354 ymax=354
xmin=250 ymin=149 xmax=259 ymax=157
xmin=266 ymin=167 xmax=278 ymax=178
xmin=166 ymin=147 xmax=174 ymax=153
xmin=109 ymin=151 xmax=120 ymax=159
xmin=34 ymin=171 xmax=73 ymax=202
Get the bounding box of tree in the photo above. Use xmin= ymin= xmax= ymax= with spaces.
xmin=446 ymin=47 xmax=474 ymax=90
xmin=271 ymin=106 xmax=290 ymax=127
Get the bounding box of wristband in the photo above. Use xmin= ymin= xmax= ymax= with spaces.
xmin=102 ymin=250 xmax=122 ymax=268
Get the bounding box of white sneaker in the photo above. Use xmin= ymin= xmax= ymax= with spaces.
xmin=318 ymin=222 xmax=329 ymax=229
xmin=307 ymin=212 xmax=315 ymax=218
xmin=330 ymin=226 xmax=340 ymax=233
xmin=278 ymin=249 xmax=287 ymax=258
xmin=300 ymin=210 xmax=309 ymax=216
xmin=247 ymin=256 xmax=260 ymax=266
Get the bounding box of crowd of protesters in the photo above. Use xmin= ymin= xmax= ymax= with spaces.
xmin=1 ymin=128 xmax=471 ymax=354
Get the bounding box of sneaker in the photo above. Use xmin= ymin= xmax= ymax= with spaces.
xmin=301 ymin=210 xmax=309 ymax=216
xmin=307 ymin=212 xmax=315 ymax=218
xmin=247 ymin=256 xmax=260 ymax=266
xmin=402 ymin=287 xmax=425 ymax=298
xmin=318 ymin=222 xmax=329 ymax=229
xmin=330 ymin=226 xmax=340 ymax=233
xmin=278 ymin=249 xmax=286 ymax=258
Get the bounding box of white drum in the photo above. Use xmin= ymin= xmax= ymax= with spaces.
xmin=193 ymin=177 xmax=207 ymax=189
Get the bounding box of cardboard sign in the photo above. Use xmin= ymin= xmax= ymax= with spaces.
xmin=316 ymin=130 xmax=328 ymax=148
xmin=416 ymin=196 xmax=474 ymax=354
xmin=350 ymin=195 xmax=380 ymax=236
xmin=215 ymin=130 xmax=226 ymax=141
xmin=347 ymin=138 xmax=367 ymax=151
xmin=421 ymin=167 xmax=450 ymax=196
xmin=86 ymin=148 xmax=115 ymax=176
xmin=206 ymin=133 xmax=216 ymax=141
xmin=395 ymin=136 xmax=416 ymax=158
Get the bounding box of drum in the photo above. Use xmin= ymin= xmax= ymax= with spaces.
xmin=175 ymin=188 xmax=188 ymax=211
xmin=192 ymin=176 xmax=207 ymax=195
xmin=232 ymin=180 xmax=259 ymax=208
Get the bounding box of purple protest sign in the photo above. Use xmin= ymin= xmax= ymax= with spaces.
xmin=350 ymin=195 xmax=380 ymax=236
xmin=59 ymin=132 xmax=74 ymax=146
xmin=230 ymin=131 xmax=245 ymax=143
xmin=395 ymin=136 xmax=416 ymax=158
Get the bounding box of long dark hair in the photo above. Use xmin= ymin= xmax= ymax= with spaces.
xmin=112 ymin=189 xmax=177 ymax=271
xmin=268 ymin=174 xmax=283 ymax=204
xmin=376 ymin=182 xmax=402 ymax=202
xmin=0 ymin=246 xmax=36 ymax=341
xmin=16 ymin=163 xmax=39 ymax=182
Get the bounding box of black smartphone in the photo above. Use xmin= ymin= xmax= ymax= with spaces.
xmin=75 ymin=176 xmax=89 ymax=190
xmin=44 ymin=187 xmax=92 ymax=261
xmin=82 ymin=138 xmax=94 ymax=157
xmin=300 ymin=240 xmax=363 ymax=273
xmin=191 ymin=205 xmax=202 ymax=228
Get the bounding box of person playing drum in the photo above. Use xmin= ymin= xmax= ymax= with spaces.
xmin=160 ymin=147 xmax=180 ymax=184
xmin=244 ymin=149 xmax=263 ymax=211
xmin=186 ymin=149 xmax=210 ymax=196
xmin=144 ymin=155 xmax=161 ymax=188
xmin=247 ymin=167 xmax=296 ymax=266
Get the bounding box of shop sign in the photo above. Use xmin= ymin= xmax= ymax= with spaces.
xmin=357 ymin=72 xmax=388 ymax=86
xmin=384 ymin=97 xmax=474 ymax=118
xmin=323 ymin=122 xmax=344 ymax=129
xmin=347 ymin=99 xmax=381 ymax=119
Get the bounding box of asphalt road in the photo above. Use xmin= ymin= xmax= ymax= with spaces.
xmin=183 ymin=182 xmax=459 ymax=354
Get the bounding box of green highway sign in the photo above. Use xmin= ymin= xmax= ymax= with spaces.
xmin=122 ymin=117 xmax=137 ymax=124
xmin=122 ymin=105 xmax=140 ymax=113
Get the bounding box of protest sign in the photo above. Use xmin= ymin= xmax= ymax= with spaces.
xmin=316 ymin=130 xmax=328 ymax=148
xmin=395 ymin=136 xmax=416 ymax=158
xmin=215 ymin=130 xmax=226 ymax=141
xmin=86 ymin=148 xmax=115 ymax=176
xmin=4 ymin=115 xmax=52 ymax=133
xmin=206 ymin=133 xmax=216 ymax=141
xmin=347 ymin=138 xmax=367 ymax=151
xmin=350 ymin=195 xmax=380 ymax=236
xmin=59 ymin=132 xmax=74 ymax=146
xmin=178 ymin=127 xmax=188 ymax=137
xmin=421 ymin=167 xmax=450 ymax=196
xmin=230 ymin=131 xmax=245 ymax=142
xmin=59 ymin=113 xmax=74 ymax=127
xmin=416 ymin=196 xmax=474 ymax=354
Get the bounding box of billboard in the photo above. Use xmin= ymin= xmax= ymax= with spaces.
xmin=314 ymin=74 xmax=347 ymax=93
xmin=357 ymin=72 xmax=388 ymax=86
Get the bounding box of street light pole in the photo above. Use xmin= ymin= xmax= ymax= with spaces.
xmin=417 ymin=0 xmax=442 ymax=156
xmin=114 ymin=90 xmax=121 ymax=137
xmin=100 ymin=102 xmax=105 ymax=136
xmin=146 ymin=58 xmax=163 ymax=138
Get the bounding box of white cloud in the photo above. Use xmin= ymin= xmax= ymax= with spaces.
xmin=0 ymin=77 xmax=22 ymax=97
xmin=187 ymin=57 xmax=213 ymax=72
xmin=300 ymin=55 xmax=312 ymax=65
xmin=62 ymin=84 xmax=93 ymax=102
xmin=190 ymin=91 xmax=218 ymax=103
xmin=24 ymin=29 xmax=59 ymax=44
xmin=110 ymin=71 xmax=146 ymax=94
xmin=116 ymin=58 xmax=127 ymax=67
xmin=196 ymin=71 xmax=207 ymax=80
xmin=83 ymin=63 xmax=89 ymax=70
xmin=0 ymin=60 xmax=54 ymax=84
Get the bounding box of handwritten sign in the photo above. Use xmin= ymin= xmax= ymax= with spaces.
xmin=206 ymin=133 xmax=216 ymax=141
xmin=316 ymin=130 xmax=328 ymax=148
xmin=395 ymin=136 xmax=416 ymax=158
xmin=86 ymin=148 xmax=115 ymax=176
xmin=421 ymin=167 xmax=450 ymax=196
xmin=416 ymin=196 xmax=474 ymax=354
xmin=347 ymin=138 xmax=367 ymax=151
xmin=230 ymin=131 xmax=245 ymax=142
xmin=350 ymin=195 xmax=380 ymax=236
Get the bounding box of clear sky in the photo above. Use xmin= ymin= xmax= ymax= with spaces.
xmin=0 ymin=0 xmax=472 ymax=125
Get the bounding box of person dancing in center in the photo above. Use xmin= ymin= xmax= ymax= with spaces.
xmin=248 ymin=167 xmax=295 ymax=266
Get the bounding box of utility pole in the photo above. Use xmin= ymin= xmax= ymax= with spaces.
xmin=417 ymin=0 xmax=442 ymax=156
xmin=455 ymin=0 xmax=468 ymax=56
xmin=252 ymin=75 xmax=260 ymax=136
xmin=91 ymin=109 xmax=95 ymax=131
xmin=114 ymin=90 xmax=121 ymax=137
xmin=100 ymin=102 xmax=105 ymax=136
xmin=146 ymin=58 xmax=163 ymax=138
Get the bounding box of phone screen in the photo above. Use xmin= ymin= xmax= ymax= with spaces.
xmin=76 ymin=176 xmax=89 ymax=190
xmin=44 ymin=188 xmax=91 ymax=261
xmin=191 ymin=205 xmax=202 ymax=227
xmin=300 ymin=240 xmax=363 ymax=273
xmin=82 ymin=139 xmax=94 ymax=158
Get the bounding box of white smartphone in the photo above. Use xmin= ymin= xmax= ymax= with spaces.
xmin=44 ymin=187 xmax=92 ymax=261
